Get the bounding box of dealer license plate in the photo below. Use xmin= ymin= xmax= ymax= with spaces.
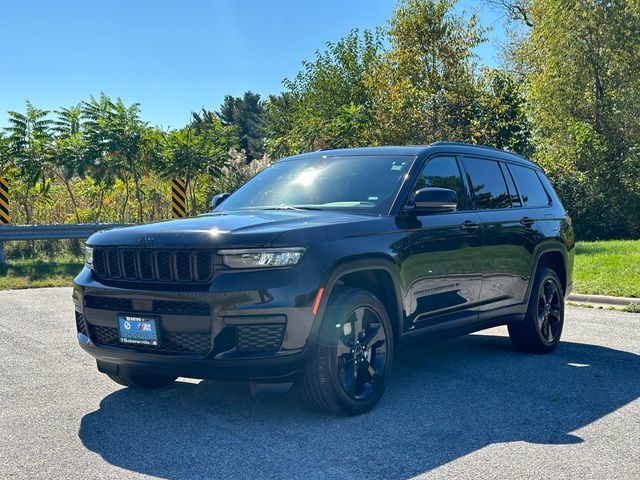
xmin=118 ymin=315 xmax=159 ymax=346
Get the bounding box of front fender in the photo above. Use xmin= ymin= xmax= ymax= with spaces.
xmin=309 ymin=257 xmax=405 ymax=344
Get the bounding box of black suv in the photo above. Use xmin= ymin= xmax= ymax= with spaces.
xmin=74 ymin=143 xmax=574 ymax=415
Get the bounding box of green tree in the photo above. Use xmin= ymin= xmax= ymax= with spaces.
xmin=4 ymin=101 xmax=53 ymax=223
xmin=158 ymin=111 xmax=236 ymax=214
xmin=367 ymin=0 xmax=486 ymax=145
xmin=474 ymin=68 xmax=532 ymax=156
xmin=52 ymin=105 xmax=85 ymax=222
xmin=81 ymin=94 xmax=117 ymax=220
xmin=0 ymin=132 xmax=11 ymax=175
xmin=525 ymin=0 xmax=640 ymax=238
xmin=81 ymin=94 xmax=148 ymax=222
xmin=263 ymin=92 xmax=303 ymax=159
xmin=108 ymin=98 xmax=147 ymax=223
xmin=266 ymin=28 xmax=383 ymax=155
xmin=218 ymin=91 xmax=266 ymax=161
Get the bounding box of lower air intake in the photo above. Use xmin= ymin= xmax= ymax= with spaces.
xmin=236 ymin=325 xmax=285 ymax=352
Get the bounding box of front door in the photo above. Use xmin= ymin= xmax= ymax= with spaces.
xmin=403 ymin=156 xmax=484 ymax=333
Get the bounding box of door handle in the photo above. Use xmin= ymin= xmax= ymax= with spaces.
xmin=461 ymin=220 xmax=480 ymax=231
xmin=520 ymin=216 xmax=535 ymax=227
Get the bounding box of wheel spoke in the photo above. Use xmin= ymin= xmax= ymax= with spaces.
xmin=545 ymin=321 xmax=554 ymax=342
xmin=342 ymin=360 xmax=356 ymax=395
xmin=548 ymin=281 xmax=559 ymax=304
xmin=366 ymin=363 xmax=376 ymax=379
xmin=353 ymin=307 xmax=365 ymax=342
xmin=374 ymin=352 xmax=385 ymax=372
xmin=550 ymin=307 xmax=561 ymax=320
xmin=354 ymin=362 xmax=364 ymax=394
xmin=361 ymin=322 xmax=383 ymax=348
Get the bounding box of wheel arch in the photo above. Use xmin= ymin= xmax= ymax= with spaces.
xmin=527 ymin=243 xmax=569 ymax=302
xmin=312 ymin=257 xmax=405 ymax=345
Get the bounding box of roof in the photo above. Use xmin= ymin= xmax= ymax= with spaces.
xmin=276 ymin=143 xmax=539 ymax=169
xmin=278 ymin=146 xmax=428 ymax=161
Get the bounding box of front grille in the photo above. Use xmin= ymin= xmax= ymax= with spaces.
xmin=75 ymin=311 xmax=88 ymax=336
xmin=93 ymin=248 xmax=215 ymax=284
xmin=89 ymin=325 xmax=211 ymax=355
xmin=152 ymin=300 xmax=210 ymax=316
xmin=236 ymin=325 xmax=284 ymax=352
xmin=84 ymin=295 xmax=210 ymax=316
xmin=85 ymin=296 xmax=132 ymax=312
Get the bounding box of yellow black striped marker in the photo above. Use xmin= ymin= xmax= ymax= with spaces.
xmin=171 ymin=178 xmax=187 ymax=218
xmin=0 ymin=177 xmax=9 ymax=224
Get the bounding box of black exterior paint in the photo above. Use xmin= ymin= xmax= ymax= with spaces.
xmin=74 ymin=143 xmax=575 ymax=381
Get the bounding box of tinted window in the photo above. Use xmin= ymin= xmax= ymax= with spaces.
xmin=463 ymin=158 xmax=511 ymax=209
xmin=415 ymin=156 xmax=466 ymax=209
xmin=509 ymin=164 xmax=550 ymax=207
xmin=500 ymin=163 xmax=522 ymax=207
xmin=537 ymin=172 xmax=564 ymax=209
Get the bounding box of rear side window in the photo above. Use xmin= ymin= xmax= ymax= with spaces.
xmin=463 ymin=158 xmax=511 ymax=209
xmin=537 ymin=172 xmax=564 ymax=210
xmin=415 ymin=156 xmax=467 ymax=209
xmin=509 ymin=164 xmax=550 ymax=207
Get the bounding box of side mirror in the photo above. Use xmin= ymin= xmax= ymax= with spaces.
xmin=211 ymin=193 xmax=230 ymax=210
xmin=409 ymin=187 xmax=457 ymax=213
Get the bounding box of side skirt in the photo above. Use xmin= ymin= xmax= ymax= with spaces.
xmin=398 ymin=303 xmax=527 ymax=348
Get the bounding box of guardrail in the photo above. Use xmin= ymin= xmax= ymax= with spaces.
xmin=0 ymin=224 xmax=129 ymax=263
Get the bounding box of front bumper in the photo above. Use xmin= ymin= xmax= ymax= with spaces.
xmin=78 ymin=336 xmax=309 ymax=380
xmin=73 ymin=262 xmax=325 ymax=381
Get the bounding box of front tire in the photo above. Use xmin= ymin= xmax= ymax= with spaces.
xmin=106 ymin=373 xmax=177 ymax=389
xmin=508 ymin=267 xmax=564 ymax=353
xmin=301 ymin=287 xmax=394 ymax=416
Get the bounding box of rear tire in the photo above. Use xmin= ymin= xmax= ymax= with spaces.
xmin=106 ymin=373 xmax=177 ymax=389
xmin=508 ymin=267 xmax=564 ymax=353
xmin=301 ymin=287 xmax=394 ymax=416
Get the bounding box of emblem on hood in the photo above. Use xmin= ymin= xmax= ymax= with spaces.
xmin=139 ymin=237 xmax=155 ymax=246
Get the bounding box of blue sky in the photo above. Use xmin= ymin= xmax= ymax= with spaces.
xmin=0 ymin=0 xmax=505 ymax=129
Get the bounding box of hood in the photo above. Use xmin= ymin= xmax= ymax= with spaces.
xmin=87 ymin=209 xmax=380 ymax=248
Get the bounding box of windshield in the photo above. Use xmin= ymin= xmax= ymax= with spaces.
xmin=217 ymin=155 xmax=413 ymax=214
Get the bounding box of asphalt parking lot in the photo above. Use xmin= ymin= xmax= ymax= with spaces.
xmin=1 ymin=287 xmax=638 ymax=480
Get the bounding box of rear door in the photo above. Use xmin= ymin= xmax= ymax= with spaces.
xmin=403 ymin=155 xmax=483 ymax=332
xmin=461 ymin=157 xmax=542 ymax=312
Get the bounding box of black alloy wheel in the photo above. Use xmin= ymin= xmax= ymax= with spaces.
xmin=537 ymin=278 xmax=562 ymax=344
xmin=508 ymin=267 xmax=565 ymax=353
xmin=336 ymin=305 xmax=388 ymax=401
xmin=301 ymin=287 xmax=394 ymax=416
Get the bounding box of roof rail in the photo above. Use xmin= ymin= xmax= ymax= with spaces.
xmin=428 ymin=141 xmax=528 ymax=160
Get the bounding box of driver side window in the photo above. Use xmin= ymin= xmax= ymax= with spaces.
xmin=414 ymin=156 xmax=467 ymax=210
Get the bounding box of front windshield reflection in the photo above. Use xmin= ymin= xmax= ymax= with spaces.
xmin=218 ymin=155 xmax=413 ymax=214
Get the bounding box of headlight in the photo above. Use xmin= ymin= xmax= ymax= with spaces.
xmin=85 ymin=246 xmax=94 ymax=269
xmin=219 ymin=247 xmax=305 ymax=269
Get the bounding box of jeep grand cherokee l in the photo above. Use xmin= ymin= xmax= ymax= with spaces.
xmin=73 ymin=143 xmax=575 ymax=416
